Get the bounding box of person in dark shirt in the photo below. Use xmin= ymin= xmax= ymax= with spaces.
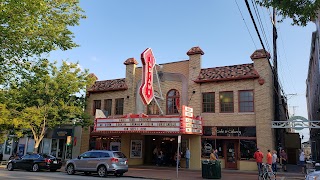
xmin=280 ymin=149 xmax=288 ymax=172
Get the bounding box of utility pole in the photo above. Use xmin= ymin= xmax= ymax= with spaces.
xmin=273 ymin=7 xmax=279 ymax=122
xmin=273 ymin=7 xmax=281 ymax=151
xmin=290 ymin=106 xmax=299 ymax=117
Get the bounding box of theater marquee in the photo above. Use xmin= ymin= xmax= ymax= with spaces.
xmin=94 ymin=114 xmax=202 ymax=135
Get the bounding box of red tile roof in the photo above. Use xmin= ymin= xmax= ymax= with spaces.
xmin=186 ymin=46 xmax=205 ymax=55
xmin=88 ymin=78 xmax=128 ymax=92
xmin=194 ymin=63 xmax=260 ymax=83
xmin=124 ymin=58 xmax=138 ymax=65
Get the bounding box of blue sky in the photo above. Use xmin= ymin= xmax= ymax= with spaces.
xmin=50 ymin=1 xmax=314 ymax=140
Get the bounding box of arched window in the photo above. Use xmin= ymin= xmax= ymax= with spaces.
xmin=166 ymin=89 xmax=180 ymax=114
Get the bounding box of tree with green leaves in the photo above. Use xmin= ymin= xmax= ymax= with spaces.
xmin=0 ymin=103 xmax=11 ymax=144
xmin=0 ymin=0 xmax=85 ymax=84
xmin=256 ymin=0 xmax=320 ymax=26
xmin=4 ymin=59 xmax=95 ymax=152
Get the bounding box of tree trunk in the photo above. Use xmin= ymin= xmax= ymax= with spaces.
xmin=33 ymin=139 xmax=41 ymax=153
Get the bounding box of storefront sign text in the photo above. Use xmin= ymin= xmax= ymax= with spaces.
xmin=94 ymin=116 xmax=202 ymax=135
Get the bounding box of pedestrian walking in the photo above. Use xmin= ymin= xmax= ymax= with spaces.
xmin=299 ymin=149 xmax=305 ymax=173
xmin=153 ymin=146 xmax=159 ymax=165
xmin=174 ymin=151 xmax=181 ymax=168
xmin=266 ymin=149 xmax=273 ymax=172
xmin=272 ymin=150 xmax=278 ymax=173
xmin=210 ymin=149 xmax=217 ymax=160
xmin=253 ymin=148 xmax=264 ymax=176
xmin=280 ymin=149 xmax=288 ymax=172
xmin=185 ymin=147 xmax=190 ymax=169
xmin=214 ymin=149 xmax=219 ymax=159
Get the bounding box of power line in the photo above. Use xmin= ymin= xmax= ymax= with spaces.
xmin=242 ymin=1 xmax=287 ymax=110
xmin=234 ymin=0 xmax=257 ymax=49
xmin=244 ymin=0 xmax=267 ymax=52
xmin=250 ymin=0 xmax=271 ymax=53
xmin=259 ymin=6 xmax=274 ymax=57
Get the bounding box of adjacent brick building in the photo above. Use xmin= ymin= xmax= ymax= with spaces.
xmin=307 ymin=21 xmax=320 ymax=162
xmin=80 ymin=47 xmax=277 ymax=170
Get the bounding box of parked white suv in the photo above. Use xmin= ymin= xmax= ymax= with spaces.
xmin=65 ymin=150 xmax=128 ymax=177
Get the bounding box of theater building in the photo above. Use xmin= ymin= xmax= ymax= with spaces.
xmin=80 ymin=47 xmax=276 ymax=170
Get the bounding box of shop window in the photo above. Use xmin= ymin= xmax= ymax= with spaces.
xmin=219 ymin=91 xmax=234 ymax=113
xmin=216 ymin=139 xmax=224 ymax=158
xmin=239 ymin=90 xmax=254 ymax=112
xmin=147 ymin=100 xmax=160 ymax=115
xmin=166 ymin=89 xmax=180 ymax=115
xmin=201 ymin=139 xmax=224 ymax=158
xmin=90 ymin=136 xmax=121 ymax=151
xmin=93 ymin=100 xmax=101 ymax=115
xmin=203 ymin=126 xmax=213 ymax=136
xmin=103 ymin=99 xmax=112 ymax=116
xmin=115 ymin=98 xmax=124 ymax=115
xmin=202 ymin=92 xmax=215 ymax=113
xmin=89 ymin=137 xmax=96 ymax=150
xmin=4 ymin=139 xmax=12 ymax=154
xmin=240 ymin=140 xmax=257 ymax=160
xmin=238 ymin=127 xmax=256 ymax=137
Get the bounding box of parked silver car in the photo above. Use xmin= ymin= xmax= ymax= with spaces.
xmin=65 ymin=150 xmax=128 ymax=177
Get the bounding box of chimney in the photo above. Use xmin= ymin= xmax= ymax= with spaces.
xmin=187 ymin=46 xmax=204 ymax=82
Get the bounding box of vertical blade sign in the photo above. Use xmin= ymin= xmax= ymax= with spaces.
xmin=139 ymin=48 xmax=156 ymax=105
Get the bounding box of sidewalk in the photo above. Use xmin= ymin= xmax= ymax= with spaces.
xmin=0 ymin=163 xmax=306 ymax=180
xmin=124 ymin=165 xmax=305 ymax=180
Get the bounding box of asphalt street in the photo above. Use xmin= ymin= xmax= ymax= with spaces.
xmin=0 ymin=168 xmax=151 ymax=180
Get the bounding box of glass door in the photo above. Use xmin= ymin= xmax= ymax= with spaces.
xmin=224 ymin=141 xmax=238 ymax=169
xmin=65 ymin=144 xmax=72 ymax=159
xmin=58 ymin=139 xmax=65 ymax=159
xmin=51 ymin=139 xmax=58 ymax=157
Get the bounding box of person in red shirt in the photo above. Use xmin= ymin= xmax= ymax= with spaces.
xmin=266 ymin=149 xmax=273 ymax=172
xmin=254 ymin=148 xmax=264 ymax=175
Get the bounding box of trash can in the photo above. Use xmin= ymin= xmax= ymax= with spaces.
xmin=202 ymin=160 xmax=221 ymax=179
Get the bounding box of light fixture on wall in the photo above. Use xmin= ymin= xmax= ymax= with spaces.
xmin=192 ymin=90 xmax=196 ymax=94
xmin=127 ymin=96 xmax=130 ymax=99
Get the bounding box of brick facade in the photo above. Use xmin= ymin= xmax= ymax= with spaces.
xmin=81 ymin=47 xmax=276 ymax=170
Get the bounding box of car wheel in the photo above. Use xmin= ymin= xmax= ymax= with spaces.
xmin=66 ymin=164 xmax=75 ymax=175
xmin=115 ymin=173 xmax=123 ymax=177
xmin=97 ymin=165 xmax=107 ymax=177
xmin=84 ymin=171 xmax=91 ymax=175
xmin=7 ymin=163 xmax=14 ymax=171
xmin=50 ymin=169 xmax=57 ymax=172
xmin=32 ymin=164 xmax=39 ymax=172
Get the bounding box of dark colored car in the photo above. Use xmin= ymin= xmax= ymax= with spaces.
xmin=7 ymin=153 xmax=62 ymax=172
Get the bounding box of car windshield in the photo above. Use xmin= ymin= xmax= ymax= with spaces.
xmin=113 ymin=152 xmax=126 ymax=158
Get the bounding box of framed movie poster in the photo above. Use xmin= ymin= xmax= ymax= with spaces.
xmin=130 ymin=140 xmax=142 ymax=158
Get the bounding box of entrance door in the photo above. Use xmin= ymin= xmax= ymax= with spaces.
xmin=224 ymin=141 xmax=238 ymax=169
xmin=50 ymin=139 xmax=66 ymax=159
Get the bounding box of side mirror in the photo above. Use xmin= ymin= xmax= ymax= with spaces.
xmin=77 ymin=156 xmax=81 ymax=159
